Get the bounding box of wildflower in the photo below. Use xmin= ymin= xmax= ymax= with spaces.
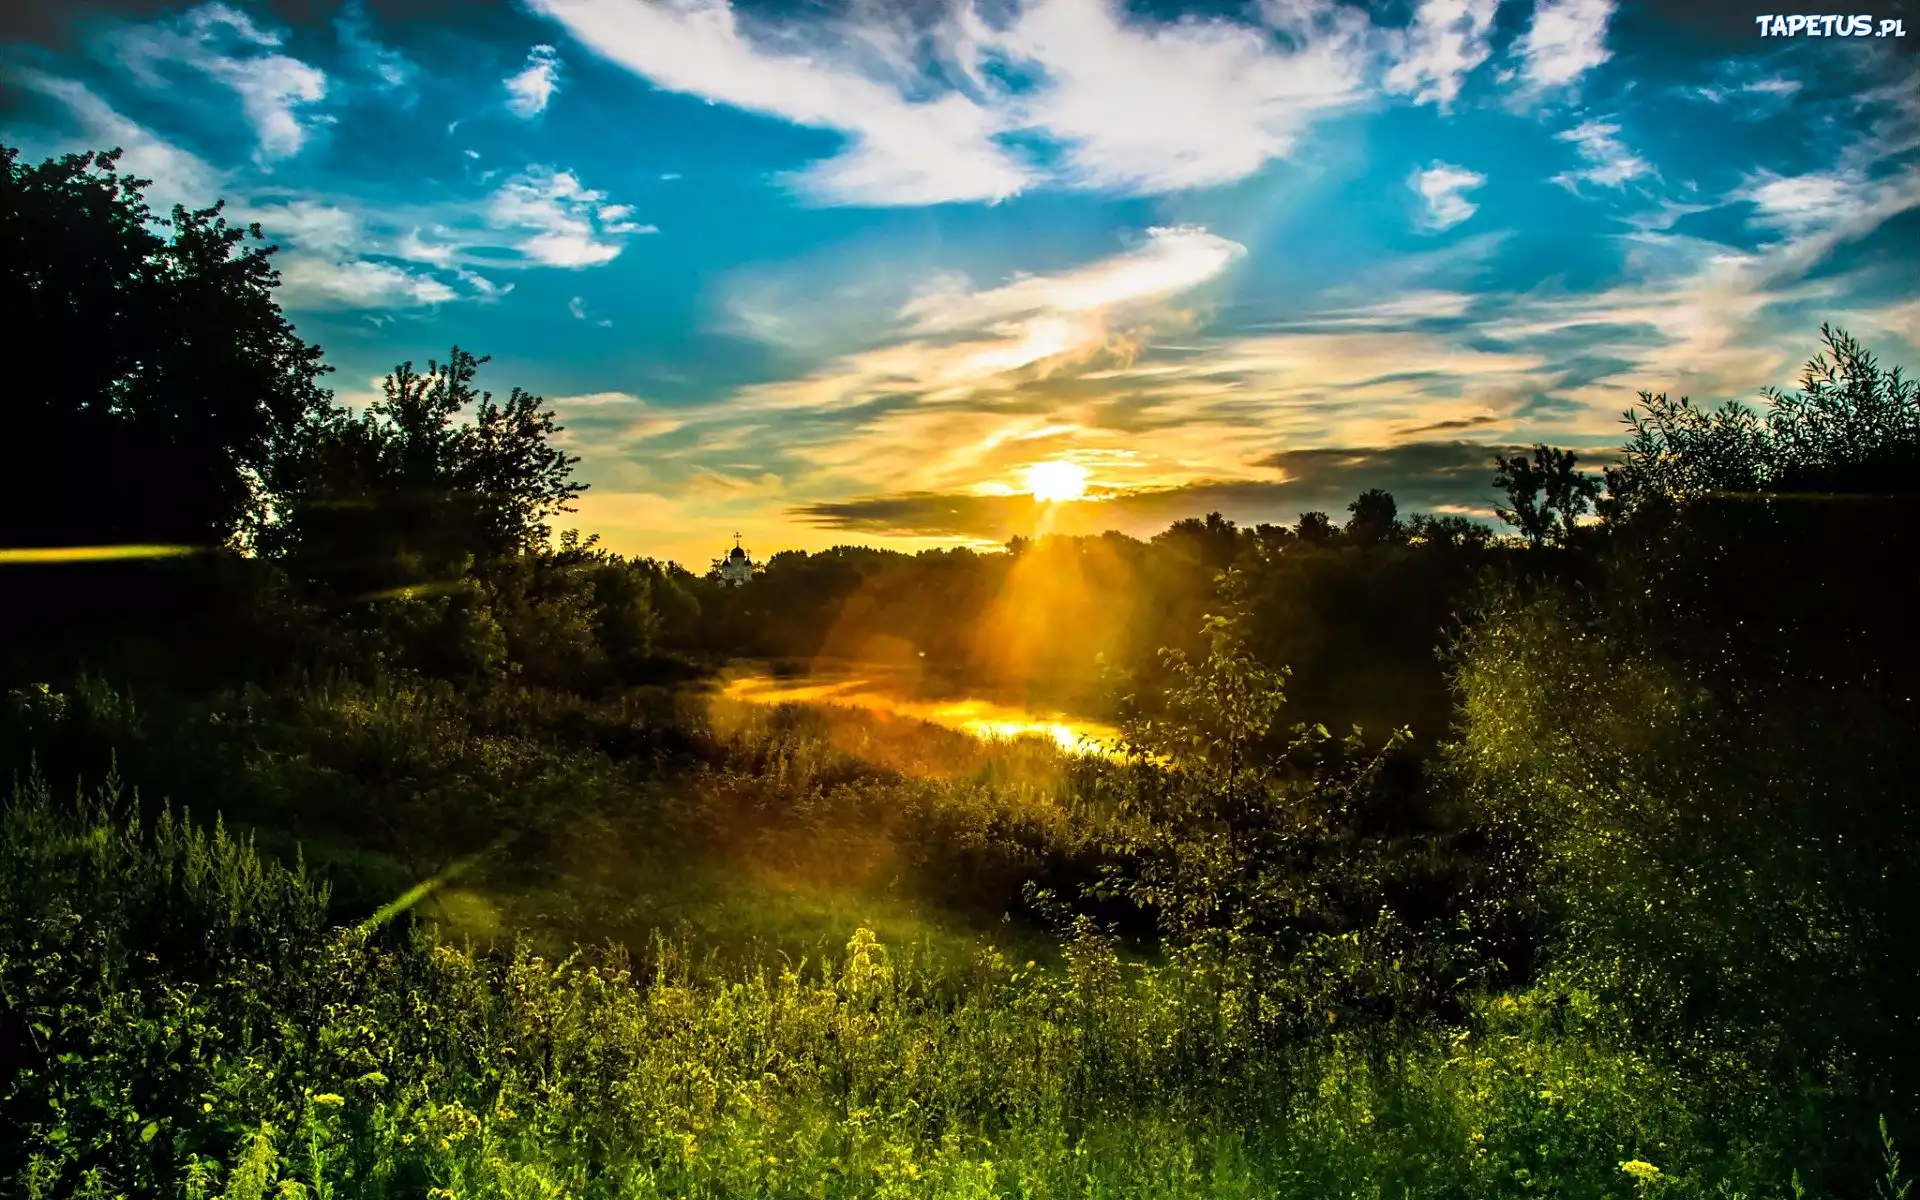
xmin=1620 ymin=1159 xmax=1663 ymax=1184
xmin=312 ymin=1093 xmax=346 ymax=1108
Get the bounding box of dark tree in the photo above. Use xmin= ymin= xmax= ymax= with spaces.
xmin=1493 ymin=445 xmax=1601 ymax=548
xmin=1 ymin=145 xmax=331 ymax=550
xmin=1603 ymin=325 xmax=1919 ymax=520
xmin=262 ymin=349 xmax=584 ymax=599
xmin=1344 ymin=489 xmax=1402 ymax=543
xmin=1293 ymin=511 xmax=1336 ymax=545
xmin=1405 ymin=513 xmax=1493 ymax=551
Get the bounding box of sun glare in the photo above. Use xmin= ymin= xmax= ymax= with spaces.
xmin=1022 ymin=460 xmax=1089 ymax=503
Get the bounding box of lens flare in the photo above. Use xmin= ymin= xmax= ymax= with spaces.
xmin=0 ymin=544 xmax=201 ymax=564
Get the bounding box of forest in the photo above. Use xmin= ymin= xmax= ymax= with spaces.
xmin=3 ymin=143 xmax=1917 ymax=1199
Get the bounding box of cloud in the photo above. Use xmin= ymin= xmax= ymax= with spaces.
xmin=506 ymin=44 xmax=562 ymax=117
xmin=723 ymin=225 xmax=1245 ymax=422
xmin=1689 ymin=73 xmax=1802 ymax=109
xmin=1551 ymin=119 xmax=1651 ymax=189
xmin=1740 ymin=170 xmax=1861 ymax=236
xmin=241 ymin=198 xmax=486 ymax=309
xmin=901 ymin=225 xmax=1245 ymax=333
xmin=8 ymin=72 xmax=225 ymax=211
xmin=1513 ymin=0 xmax=1615 ymax=92
xmin=273 ymin=254 xmax=462 ymax=307
xmin=482 ymin=168 xmax=634 ymax=267
xmin=525 ymin=0 xmax=1032 ymax=206
xmin=985 ymin=0 xmax=1373 ymax=194
xmin=337 ymin=2 xmax=413 ymax=92
xmin=1409 ymin=161 xmax=1485 ymax=230
xmin=1383 ymin=0 xmax=1499 ymax=109
xmin=111 ymin=2 xmax=330 ymax=161
xmin=527 ymin=0 xmax=1381 ymax=205
xmin=790 ymin=439 xmax=1521 ymax=540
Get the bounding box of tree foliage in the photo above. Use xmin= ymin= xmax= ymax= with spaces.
xmin=1493 ymin=445 xmax=1602 ymax=548
xmin=262 ymin=348 xmax=585 ymax=599
xmin=1 ymin=146 xmax=332 ymax=549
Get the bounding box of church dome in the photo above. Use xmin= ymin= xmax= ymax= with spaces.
xmin=729 ymin=544 xmax=747 ymax=561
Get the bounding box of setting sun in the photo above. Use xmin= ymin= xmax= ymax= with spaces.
xmin=1022 ymin=460 xmax=1089 ymax=503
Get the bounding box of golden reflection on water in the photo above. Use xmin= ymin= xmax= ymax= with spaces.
xmin=719 ymin=668 xmax=1120 ymax=758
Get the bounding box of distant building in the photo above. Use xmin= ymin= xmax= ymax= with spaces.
xmin=712 ymin=533 xmax=756 ymax=586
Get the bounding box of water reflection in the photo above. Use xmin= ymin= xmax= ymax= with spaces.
xmin=719 ymin=665 xmax=1120 ymax=757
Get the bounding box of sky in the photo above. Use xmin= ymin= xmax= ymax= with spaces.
xmin=4 ymin=0 xmax=1918 ymax=569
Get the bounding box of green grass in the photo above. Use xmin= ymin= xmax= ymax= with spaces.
xmin=3 ymin=667 xmax=1911 ymax=1198
xmin=6 ymin=763 xmax=1902 ymax=1199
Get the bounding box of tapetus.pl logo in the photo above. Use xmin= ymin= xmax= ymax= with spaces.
xmin=1754 ymin=13 xmax=1907 ymax=35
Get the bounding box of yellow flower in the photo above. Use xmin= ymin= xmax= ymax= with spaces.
xmin=1619 ymin=1159 xmax=1663 ymax=1184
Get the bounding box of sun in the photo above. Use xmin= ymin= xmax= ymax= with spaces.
xmin=1022 ymin=460 xmax=1089 ymax=503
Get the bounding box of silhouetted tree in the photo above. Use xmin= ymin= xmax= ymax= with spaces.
xmin=1405 ymin=513 xmax=1493 ymax=551
xmin=1603 ymin=325 xmax=1919 ymax=521
xmin=1344 ymin=489 xmax=1402 ymax=543
xmin=261 ymin=349 xmax=583 ymax=599
xmin=1 ymin=145 xmax=331 ymax=549
xmin=1493 ymin=445 xmax=1601 ymax=548
xmin=1294 ymin=511 xmax=1336 ymax=545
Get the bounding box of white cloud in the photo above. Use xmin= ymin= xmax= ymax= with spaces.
xmin=901 ymin=226 xmax=1245 ymax=333
xmin=1551 ymin=119 xmax=1650 ymax=189
xmin=1741 ymin=171 xmax=1859 ymax=236
xmin=1696 ymin=74 xmax=1800 ymax=103
xmin=273 ymin=255 xmax=461 ymax=308
xmin=714 ymin=225 xmax=1245 ymax=446
xmin=1410 ymin=161 xmax=1485 ymax=229
xmin=525 ymin=0 xmax=1032 ymax=206
xmin=1514 ymin=0 xmax=1614 ymax=92
xmin=483 ymin=168 xmax=633 ymax=267
xmin=241 ymin=198 xmax=493 ymax=309
xmin=9 ymin=72 xmax=225 ymax=211
xmin=1384 ymin=0 xmax=1499 ymax=109
xmin=986 ymin=0 xmax=1372 ymax=194
xmin=506 ymin=44 xmax=562 ymax=117
xmin=569 ymin=295 xmax=589 ymax=319
xmin=112 ymin=2 xmax=330 ymax=161
xmin=527 ymin=0 xmax=1380 ymax=205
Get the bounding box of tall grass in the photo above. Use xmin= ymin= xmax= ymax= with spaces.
xmin=7 ymin=768 xmax=1888 ymax=1200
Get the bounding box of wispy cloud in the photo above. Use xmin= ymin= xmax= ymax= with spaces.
xmin=1689 ymin=73 xmax=1801 ymax=108
xmin=239 ymin=198 xmax=494 ymax=308
xmin=1384 ymin=0 xmax=1499 ymax=110
xmin=527 ymin=0 xmax=1383 ymax=205
xmin=505 ymin=44 xmax=561 ymax=117
xmin=8 ymin=72 xmax=225 ymax=211
xmin=336 ymin=2 xmax=413 ymax=93
xmin=1513 ymin=0 xmax=1615 ymax=93
xmin=110 ymin=2 xmax=329 ymax=161
xmin=1410 ymin=161 xmax=1485 ymax=230
xmin=524 ymin=0 xmax=1032 ymax=206
xmin=1551 ymin=119 xmax=1651 ymax=189
xmin=481 ymin=168 xmax=636 ymax=267
xmin=984 ymin=0 xmax=1372 ymax=194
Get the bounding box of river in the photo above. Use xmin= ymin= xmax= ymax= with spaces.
xmin=716 ymin=661 xmax=1121 ymax=757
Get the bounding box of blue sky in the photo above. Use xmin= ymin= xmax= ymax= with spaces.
xmin=4 ymin=0 xmax=1917 ymax=567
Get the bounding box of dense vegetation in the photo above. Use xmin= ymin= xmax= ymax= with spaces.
xmin=3 ymin=144 xmax=1915 ymax=1198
